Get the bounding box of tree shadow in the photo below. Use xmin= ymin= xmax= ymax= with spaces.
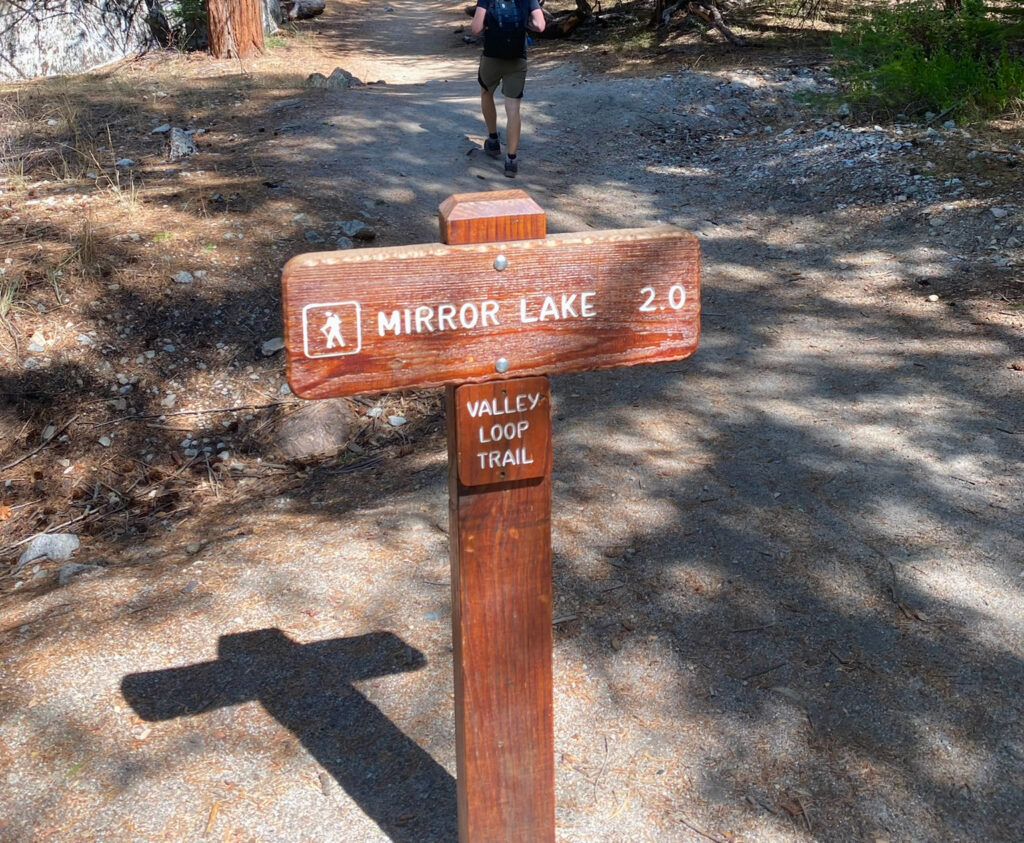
xmin=120 ymin=628 xmax=457 ymax=842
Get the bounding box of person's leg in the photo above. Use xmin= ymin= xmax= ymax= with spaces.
xmin=499 ymin=60 xmax=528 ymax=159
xmin=478 ymin=58 xmax=501 ymax=138
xmin=480 ymin=88 xmax=498 ymax=136
xmin=504 ymin=96 xmax=522 ymax=156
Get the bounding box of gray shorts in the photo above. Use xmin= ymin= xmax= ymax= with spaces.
xmin=478 ymin=56 xmax=528 ymax=99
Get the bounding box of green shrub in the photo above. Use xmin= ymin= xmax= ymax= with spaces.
xmin=833 ymin=0 xmax=1024 ymax=119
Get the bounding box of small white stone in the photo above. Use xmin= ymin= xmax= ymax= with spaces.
xmin=991 ymin=207 xmax=1009 ymax=219
xmin=172 ymin=270 xmax=194 ymax=284
xmin=98 ymin=436 xmax=112 ymax=447
xmin=388 ymin=415 xmax=407 ymax=427
xmin=928 ymin=294 xmax=939 ymax=302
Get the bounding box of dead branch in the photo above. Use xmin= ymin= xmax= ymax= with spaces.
xmin=686 ymin=1 xmax=748 ymax=46
xmin=0 ymin=414 xmax=79 ymax=473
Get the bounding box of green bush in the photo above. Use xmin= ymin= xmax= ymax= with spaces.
xmin=833 ymin=0 xmax=1024 ymax=119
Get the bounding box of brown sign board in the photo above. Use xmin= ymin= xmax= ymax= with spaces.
xmin=455 ymin=377 xmax=551 ymax=487
xmin=282 ymin=227 xmax=700 ymax=399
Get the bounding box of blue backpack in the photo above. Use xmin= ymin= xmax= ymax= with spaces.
xmin=486 ymin=0 xmax=527 ymax=59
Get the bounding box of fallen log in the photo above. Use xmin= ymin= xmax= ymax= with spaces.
xmin=534 ymin=11 xmax=586 ymax=38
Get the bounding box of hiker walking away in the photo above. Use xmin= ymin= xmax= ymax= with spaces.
xmin=471 ymin=0 xmax=545 ymax=178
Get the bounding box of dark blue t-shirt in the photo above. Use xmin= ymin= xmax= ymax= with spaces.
xmin=476 ymin=0 xmax=541 ymax=60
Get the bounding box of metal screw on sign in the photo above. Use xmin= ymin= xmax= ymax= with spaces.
xmin=279 ymin=189 xmax=701 ymax=842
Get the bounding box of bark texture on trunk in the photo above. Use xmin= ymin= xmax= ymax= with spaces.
xmin=208 ymin=0 xmax=265 ymax=59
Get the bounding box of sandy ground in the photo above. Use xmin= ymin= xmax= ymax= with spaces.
xmin=2 ymin=1 xmax=1023 ymax=841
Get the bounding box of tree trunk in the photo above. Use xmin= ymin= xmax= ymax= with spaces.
xmin=207 ymin=0 xmax=265 ymax=59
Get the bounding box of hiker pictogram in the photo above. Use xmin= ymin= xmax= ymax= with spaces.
xmin=301 ymin=301 xmax=362 ymax=359
xmin=321 ymin=311 xmax=346 ymax=349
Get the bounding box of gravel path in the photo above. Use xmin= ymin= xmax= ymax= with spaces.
xmin=2 ymin=1 xmax=1023 ymax=841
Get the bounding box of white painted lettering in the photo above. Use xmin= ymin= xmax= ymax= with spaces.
xmin=467 ymin=393 xmax=543 ymax=419
xmin=460 ymin=302 xmax=479 ymax=329
xmin=482 ymin=300 xmax=499 ymax=326
xmin=376 ymin=299 xmax=505 ymax=338
xmin=520 ymin=294 xmax=597 ymax=323
xmin=539 ymin=296 xmax=560 ymax=321
xmin=438 ymin=304 xmax=457 ymax=331
xmin=479 ymin=448 xmax=534 ymax=470
xmin=519 ymin=297 xmax=538 ymax=324
xmin=378 ymin=310 xmax=402 ymax=336
xmin=414 ymin=305 xmax=434 ymax=333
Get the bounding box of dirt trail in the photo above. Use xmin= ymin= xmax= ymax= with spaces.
xmin=2 ymin=2 xmax=1023 ymax=841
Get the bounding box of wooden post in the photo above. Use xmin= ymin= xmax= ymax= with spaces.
xmin=207 ymin=0 xmax=265 ymax=59
xmin=440 ymin=192 xmax=554 ymax=842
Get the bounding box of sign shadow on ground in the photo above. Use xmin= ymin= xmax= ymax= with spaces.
xmin=120 ymin=628 xmax=456 ymax=842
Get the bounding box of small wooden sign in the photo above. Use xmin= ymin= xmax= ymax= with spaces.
xmin=455 ymin=377 xmax=551 ymax=486
xmin=282 ymin=228 xmax=700 ymax=399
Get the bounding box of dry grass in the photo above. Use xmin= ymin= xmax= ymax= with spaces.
xmin=0 ymin=34 xmax=360 ymax=564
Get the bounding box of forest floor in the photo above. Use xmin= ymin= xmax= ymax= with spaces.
xmin=1 ymin=1 xmax=1023 ymax=840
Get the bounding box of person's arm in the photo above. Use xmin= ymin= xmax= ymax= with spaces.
xmin=528 ymin=8 xmax=545 ymax=32
xmin=471 ymin=6 xmax=487 ymax=36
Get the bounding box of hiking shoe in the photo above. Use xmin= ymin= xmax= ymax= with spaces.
xmin=484 ymin=137 xmax=501 ymax=158
xmin=504 ymin=156 xmax=518 ymax=178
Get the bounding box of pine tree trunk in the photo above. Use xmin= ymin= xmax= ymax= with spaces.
xmin=207 ymin=0 xmax=265 ymax=59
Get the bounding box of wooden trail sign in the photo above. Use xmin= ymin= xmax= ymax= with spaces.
xmin=281 ymin=189 xmax=701 ymax=842
xmin=281 ymin=194 xmax=700 ymax=400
